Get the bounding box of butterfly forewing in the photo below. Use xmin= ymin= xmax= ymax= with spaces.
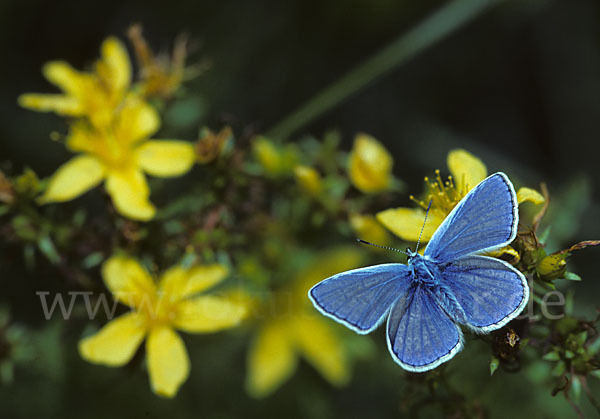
xmin=441 ymin=255 xmax=529 ymax=332
xmin=387 ymin=284 xmax=463 ymax=371
xmin=424 ymin=173 xmax=518 ymax=263
xmin=309 ymin=264 xmax=411 ymax=334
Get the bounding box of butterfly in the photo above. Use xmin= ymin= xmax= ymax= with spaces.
xmin=308 ymin=172 xmax=529 ymax=372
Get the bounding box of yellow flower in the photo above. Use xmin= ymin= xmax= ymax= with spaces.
xmin=294 ymin=165 xmax=322 ymax=196
xmin=19 ymin=37 xmax=131 ymax=129
xmin=79 ymin=256 xmax=246 ymax=398
xmin=348 ymin=133 xmax=393 ymax=193
xmin=246 ymin=248 xmax=364 ymax=398
xmin=38 ymin=98 xmax=196 ymax=220
xmin=252 ymin=137 xmax=299 ymax=177
xmin=377 ymin=149 xmax=545 ymax=244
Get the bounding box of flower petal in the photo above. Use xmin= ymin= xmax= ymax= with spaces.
xmin=173 ymin=295 xmax=246 ymax=333
xmin=159 ymin=264 xmax=229 ymax=301
xmin=376 ymin=207 xmax=444 ymax=242
xmin=348 ymin=133 xmax=393 ymax=193
xmin=18 ymin=93 xmax=83 ymax=115
xmin=98 ymin=37 xmax=131 ymax=94
xmin=102 ymin=256 xmax=156 ymax=309
xmin=486 ymin=245 xmax=520 ymax=264
xmin=146 ymin=326 xmax=190 ymax=398
xmin=105 ymin=169 xmax=155 ymax=221
xmin=517 ymin=187 xmax=545 ymax=205
xmin=114 ymin=99 xmax=160 ymax=145
xmin=137 ymin=140 xmax=196 ymax=177
xmin=42 ymin=61 xmax=90 ymax=97
xmin=39 ymin=155 xmax=105 ymax=203
xmin=447 ymin=149 xmax=487 ymax=193
xmin=292 ymin=314 xmax=349 ymax=386
xmin=78 ymin=312 xmax=146 ymax=366
xmin=246 ymin=321 xmax=297 ymax=398
xmin=349 ymin=214 xmax=390 ymax=248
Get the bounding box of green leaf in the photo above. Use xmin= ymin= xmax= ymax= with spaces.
xmin=563 ymin=272 xmax=582 ymax=281
xmin=490 ymin=356 xmax=500 ymax=376
xmin=37 ymin=235 xmax=60 ymax=265
xmin=543 ymin=351 xmax=561 ymax=361
xmin=588 ymin=337 xmax=600 ymax=356
xmin=538 ymin=226 xmax=552 ymax=245
xmin=552 ymin=360 xmax=566 ymax=377
xmin=81 ymin=251 xmax=104 ymax=269
xmin=571 ymin=376 xmax=582 ymax=403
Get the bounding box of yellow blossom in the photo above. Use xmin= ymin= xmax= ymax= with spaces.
xmin=377 ymin=149 xmax=545 ymax=244
xmin=38 ymin=98 xmax=196 ymax=220
xmin=19 ymin=37 xmax=131 ymax=129
xmin=79 ymin=256 xmax=246 ymax=398
xmin=252 ymin=137 xmax=298 ymax=177
xmin=348 ymin=133 xmax=393 ymax=193
xmin=246 ymin=248 xmax=364 ymax=398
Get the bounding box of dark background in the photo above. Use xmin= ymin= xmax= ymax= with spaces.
xmin=1 ymin=0 xmax=599 ymax=417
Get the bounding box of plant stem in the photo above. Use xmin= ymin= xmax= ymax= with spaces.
xmin=266 ymin=0 xmax=503 ymax=140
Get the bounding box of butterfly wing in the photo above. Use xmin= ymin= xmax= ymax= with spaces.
xmin=441 ymin=255 xmax=529 ymax=332
xmin=309 ymin=264 xmax=411 ymax=334
xmin=386 ymin=284 xmax=463 ymax=372
xmin=424 ymin=172 xmax=518 ymax=263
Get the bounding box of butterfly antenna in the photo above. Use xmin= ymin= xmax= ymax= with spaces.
xmin=415 ymin=199 xmax=433 ymax=253
xmin=356 ymin=239 xmax=409 ymax=256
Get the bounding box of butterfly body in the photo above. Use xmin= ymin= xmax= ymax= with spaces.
xmin=309 ymin=173 xmax=529 ymax=372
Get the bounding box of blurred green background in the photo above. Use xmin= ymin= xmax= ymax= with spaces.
xmin=1 ymin=0 xmax=600 ymax=417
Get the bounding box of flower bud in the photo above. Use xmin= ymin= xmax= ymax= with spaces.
xmin=536 ymin=254 xmax=567 ymax=281
xmin=294 ymin=165 xmax=322 ymax=196
xmin=349 ymin=214 xmax=390 ymax=247
xmin=348 ymin=133 xmax=392 ymax=193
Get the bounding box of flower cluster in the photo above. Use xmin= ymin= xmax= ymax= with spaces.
xmin=3 ymin=28 xmax=599 ymax=417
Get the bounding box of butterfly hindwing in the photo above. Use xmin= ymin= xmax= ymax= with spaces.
xmin=424 ymin=172 xmax=518 ymax=263
xmin=386 ymin=284 xmax=463 ymax=372
xmin=441 ymin=255 xmax=529 ymax=332
xmin=309 ymin=264 xmax=411 ymax=334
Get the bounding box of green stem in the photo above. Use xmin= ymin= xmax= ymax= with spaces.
xmin=266 ymin=0 xmax=503 ymax=140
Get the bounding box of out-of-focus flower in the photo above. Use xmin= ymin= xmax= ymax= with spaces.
xmin=377 ymin=149 xmax=545 ymax=244
xmin=195 ymin=126 xmax=232 ymax=164
xmin=294 ymin=165 xmax=322 ymax=196
xmin=348 ymin=133 xmax=393 ymax=193
xmin=349 ymin=214 xmax=390 ymax=247
xmin=79 ymin=256 xmax=246 ymax=398
xmin=245 ymin=248 xmax=364 ymax=398
xmin=38 ymin=99 xmax=196 ymax=220
xmin=19 ymin=37 xmax=131 ymax=129
xmin=128 ymin=24 xmax=203 ymax=98
xmin=252 ymin=137 xmax=298 ymax=177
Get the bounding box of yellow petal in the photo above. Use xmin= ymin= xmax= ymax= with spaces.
xmin=39 ymin=155 xmax=105 ymax=203
xmin=105 ymin=169 xmax=155 ymax=221
xmin=517 ymin=187 xmax=545 ymax=205
xmin=114 ymin=99 xmax=160 ymax=145
xmin=486 ymin=245 xmax=520 ymax=264
xmin=246 ymin=321 xmax=297 ymax=398
xmin=173 ymin=296 xmax=246 ymax=333
xmin=18 ymin=93 xmax=83 ymax=115
xmin=137 ymin=140 xmax=196 ymax=177
xmin=159 ymin=264 xmax=228 ymax=301
xmin=349 ymin=214 xmax=390 ymax=247
xmin=98 ymin=37 xmax=131 ymax=94
xmin=146 ymin=326 xmax=190 ymax=398
xmin=348 ymin=133 xmax=393 ymax=193
xmin=447 ymin=149 xmax=487 ymax=193
xmin=42 ymin=61 xmax=90 ymax=97
xmin=292 ymin=314 xmax=349 ymax=386
xmin=376 ymin=207 xmax=444 ymax=242
xmin=78 ymin=312 xmax=146 ymax=366
xmin=102 ymin=256 xmax=157 ymax=309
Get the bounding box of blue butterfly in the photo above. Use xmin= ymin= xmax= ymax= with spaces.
xmin=308 ymin=172 xmax=529 ymax=372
